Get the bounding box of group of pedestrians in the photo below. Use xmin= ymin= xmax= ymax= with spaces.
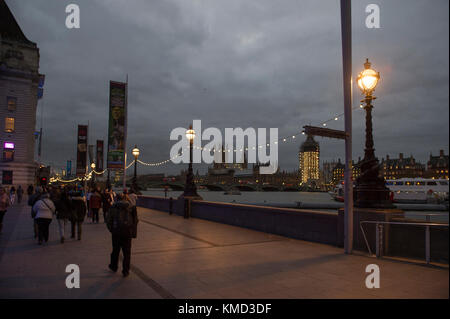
xmin=0 ymin=182 xmax=139 ymax=277
xmin=25 ymin=184 xmax=138 ymax=277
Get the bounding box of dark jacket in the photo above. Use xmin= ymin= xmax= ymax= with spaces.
xmin=55 ymin=194 xmax=72 ymax=220
xmin=105 ymin=200 xmax=138 ymax=238
xmin=89 ymin=192 xmax=102 ymax=209
xmin=28 ymin=192 xmax=41 ymax=218
xmin=70 ymin=196 xmax=87 ymax=222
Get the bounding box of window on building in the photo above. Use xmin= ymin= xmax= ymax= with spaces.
xmin=3 ymin=142 xmax=15 ymax=162
xmin=7 ymin=97 xmax=17 ymax=111
xmin=4 ymin=117 xmax=15 ymax=132
xmin=426 ymin=181 xmax=437 ymax=186
xmin=2 ymin=170 xmax=13 ymax=185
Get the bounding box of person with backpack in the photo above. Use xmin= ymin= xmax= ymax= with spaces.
xmin=32 ymin=190 xmax=55 ymax=245
xmin=105 ymin=193 xmax=138 ymax=277
xmin=89 ymin=188 xmax=102 ymax=224
xmin=0 ymin=187 xmax=11 ymax=234
xmin=69 ymin=191 xmax=86 ymax=240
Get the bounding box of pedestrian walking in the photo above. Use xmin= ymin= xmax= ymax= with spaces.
xmin=101 ymin=188 xmax=113 ymax=223
xmin=90 ymin=187 xmax=102 ymax=223
xmin=126 ymin=189 xmax=138 ymax=208
xmin=0 ymin=187 xmax=11 ymax=234
xmin=32 ymin=191 xmax=55 ymax=245
xmin=55 ymin=188 xmax=71 ymax=243
xmin=86 ymin=188 xmax=92 ymax=219
xmin=27 ymin=184 xmax=34 ymax=203
xmin=17 ymin=185 xmax=24 ymax=204
xmin=9 ymin=186 xmax=16 ymax=205
xmin=105 ymin=193 xmax=138 ymax=277
xmin=28 ymin=187 xmax=43 ymax=239
xmin=69 ymin=191 xmax=86 ymax=240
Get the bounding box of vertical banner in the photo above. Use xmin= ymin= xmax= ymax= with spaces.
xmin=96 ymin=140 xmax=104 ymax=172
xmin=37 ymin=74 xmax=45 ymax=99
xmin=67 ymin=160 xmax=72 ymax=177
xmin=107 ymin=81 xmax=127 ymax=170
xmin=76 ymin=125 xmax=88 ymax=177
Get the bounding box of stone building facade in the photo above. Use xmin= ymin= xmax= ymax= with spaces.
xmin=0 ymin=0 xmax=41 ymax=187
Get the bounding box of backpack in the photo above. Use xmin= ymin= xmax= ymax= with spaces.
xmin=106 ymin=202 xmax=137 ymax=238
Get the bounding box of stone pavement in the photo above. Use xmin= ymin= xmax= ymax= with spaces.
xmin=0 ymin=203 xmax=448 ymax=299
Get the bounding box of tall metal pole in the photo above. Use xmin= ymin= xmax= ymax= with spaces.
xmin=123 ymin=74 xmax=128 ymax=190
xmin=340 ymin=0 xmax=353 ymax=254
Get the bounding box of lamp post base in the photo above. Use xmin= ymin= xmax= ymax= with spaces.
xmin=355 ymin=158 xmax=394 ymax=209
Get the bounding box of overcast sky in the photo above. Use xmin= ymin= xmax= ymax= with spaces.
xmin=7 ymin=0 xmax=449 ymax=175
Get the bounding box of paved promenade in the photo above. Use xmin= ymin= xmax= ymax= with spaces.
xmin=0 ymin=202 xmax=448 ymax=299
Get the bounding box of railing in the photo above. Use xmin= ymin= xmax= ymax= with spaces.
xmin=360 ymin=220 xmax=449 ymax=264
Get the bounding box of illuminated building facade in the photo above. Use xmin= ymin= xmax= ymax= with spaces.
xmin=0 ymin=1 xmax=41 ymax=187
xmin=298 ymin=135 xmax=320 ymax=185
xmin=425 ymin=150 xmax=449 ymax=179
xmin=381 ymin=153 xmax=424 ymax=180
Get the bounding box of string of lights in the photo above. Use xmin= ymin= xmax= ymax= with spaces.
xmin=50 ymin=105 xmax=363 ymax=182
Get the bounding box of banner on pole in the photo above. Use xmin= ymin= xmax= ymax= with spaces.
xmin=96 ymin=140 xmax=104 ymax=172
xmin=76 ymin=125 xmax=88 ymax=177
xmin=37 ymin=74 xmax=45 ymax=99
xmin=107 ymin=81 xmax=127 ymax=170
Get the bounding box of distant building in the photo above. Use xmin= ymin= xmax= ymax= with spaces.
xmin=331 ymin=158 xmax=362 ymax=185
xmin=0 ymin=1 xmax=41 ymax=187
xmin=425 ymin=150 xmax=449 ymax=179
xmin=380 ymin=153 xmax=424 ymax=180
xmin=298 ymin=135 xmax=320 ymax=185
xmin=322 ymin=160 xmax=339 ymax=185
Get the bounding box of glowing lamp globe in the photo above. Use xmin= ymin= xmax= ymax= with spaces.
xmin=132 ymin=145 xmax=140 ymax=159
xmin=357 ymin=58 xmax=380 ymax=94
xmin=186 ymin=126 xmax=196 ymax=142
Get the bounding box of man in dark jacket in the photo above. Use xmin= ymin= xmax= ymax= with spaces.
xmin=69 ymin=191 xmax=86 ymax=240
xmin=105 ymin=194 xmax=138 ymax=277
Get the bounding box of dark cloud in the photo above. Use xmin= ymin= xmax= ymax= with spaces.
xmin=6 ymin=0 xmax=449 ymax=174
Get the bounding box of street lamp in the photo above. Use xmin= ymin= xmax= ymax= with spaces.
xmin=355 ymin=58 xmax=393 ymax=208
xmin=90 ymin=162 xmax=96 ymax=188
xmin=181 ymin=125 xmax=202 ymax=199
xmin=132 ymin=145 xmax=140 ymax=192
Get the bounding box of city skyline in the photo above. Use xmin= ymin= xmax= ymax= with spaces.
xmin=5 ymin=0 xmax=449 ymax=175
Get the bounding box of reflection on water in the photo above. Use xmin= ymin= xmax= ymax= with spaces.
xmin=141 ymin=189 xmax=449 ymax=222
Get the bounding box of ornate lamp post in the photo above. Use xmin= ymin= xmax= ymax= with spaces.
xmin=181 ymin=125 xmax=201 ymax=199
xmin=355 ymin=58 xmax=393 ymax=208
xmin=132 ymin=145 xmax=140 ymax=192
xmin=90 ymin=162 xmax=96 ymax=188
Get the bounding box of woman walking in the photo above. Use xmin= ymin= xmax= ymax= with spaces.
xmin=32 ymin=191 xmax=55 ymax=245
xmin=9 ymin=186 xmax=16 ymax=205
xmin=0 ymin=187 xmax=11 ymax=234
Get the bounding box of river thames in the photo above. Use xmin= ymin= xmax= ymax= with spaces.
xmin=140 ymin=189 xmax=449 ymax=222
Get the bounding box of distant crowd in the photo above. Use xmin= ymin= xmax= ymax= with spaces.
xmin=0 ymin=184 xmax=139 ymax=277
